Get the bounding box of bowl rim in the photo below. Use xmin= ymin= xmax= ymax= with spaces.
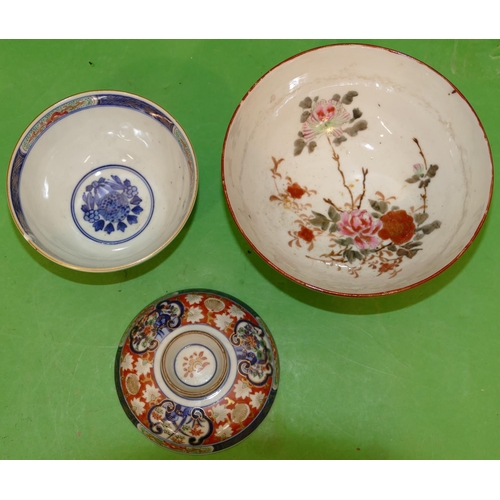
xmin=7 ymin=89 xmax=199 ymax=273
xmin=221 ymin=42 xmax=494 ymax=298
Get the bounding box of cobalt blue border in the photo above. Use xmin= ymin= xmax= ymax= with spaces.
xmin=70 ymin=164 xmax=155 ymax=245
xmin=9 ymin=93 xmax=191 ymax=244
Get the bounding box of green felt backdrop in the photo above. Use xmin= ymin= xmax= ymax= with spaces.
xmin=0 ymin=40 xmax=498 ymax=460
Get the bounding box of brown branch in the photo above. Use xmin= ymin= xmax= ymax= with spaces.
xmin=306 ymin=255 xmax=344 ymax=264
xmin=412 ymin=138 xmax=428 ymax=171
xmin=372 ymin=243 xmax=392 ymax=254
xmin=421 ymin=192 xmax=427 ymax=214
xmin=412 ymin=139 xmax=428 ymax=214
xmin=270 ymin=157 xmax=284 ymax=196
xmin=357 ymin=168 xmax=369 ymax=209
xmin=323 ymin=197 xmax=342 ymax=212
xmin=327 ymin=136 xmax=354 ymax=209
xmin=271 ymin=156 xmax=284 ymax=172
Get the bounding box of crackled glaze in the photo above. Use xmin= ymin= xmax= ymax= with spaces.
xmin=223 ymin=44 xmax=493 ymax=296
xmin=115 ymin=290 xmax=279 ymax=454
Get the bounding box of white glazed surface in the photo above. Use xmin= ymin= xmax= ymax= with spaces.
xmin=8 ymin=91 xmax=197 ymax=272
xmin=223 ymin=45 xmax=493 ymax=296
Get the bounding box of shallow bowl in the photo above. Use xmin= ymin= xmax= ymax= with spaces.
xmin=115 ymin=289 xmax=279 ymax=454
xmin=7 ymin=90 xmax=198 ymax=272
xmin=222 ymin=44 xmax=493 ymax=297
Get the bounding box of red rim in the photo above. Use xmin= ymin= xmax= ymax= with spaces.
xmin=221 ymin=43 xmax=494 ymax=298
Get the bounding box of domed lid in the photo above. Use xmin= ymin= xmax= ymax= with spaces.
xmin=115 ymin=289 xmax=279 ymax=454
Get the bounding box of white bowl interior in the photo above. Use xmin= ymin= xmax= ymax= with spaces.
xmin=223 ymin=45 xmax=492 ymax=295
xmin=9 ymin=92 xmax=197 ymax=271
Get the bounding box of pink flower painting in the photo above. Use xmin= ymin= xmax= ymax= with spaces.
xmin=302 ymin=99 xmax=351 ymax=142
xmin=337 ymin=209 xmax=382 ymax=250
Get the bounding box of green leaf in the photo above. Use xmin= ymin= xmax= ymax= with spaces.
xmin=308 ymin=141 xmax=317 ymax=153
xmin=335 ymin=237 xmax=354 ymax=246
xmin=352 ymin=108 xmax=362 ymax=120
xmin=312 ymin=211 xmax=328 ymax=220
xmin=369 ymin=199 xmax=388 ymax=214
xmin=391 ymin=206 xmax=400 ymax=210
xmin=341 ymin=91 xmax=359 ymax=104
xmin=426 ymin=164 xmax=439 ymax=178
xmin=418 ymin=220 xmax=442 ymax=234
xmin=309 ymin=211 xmax=329 ymax=229
xmin=396 ymin=247 xmax=422 ymax=259
xmin=309 ymin=218 xmax=326 ymax=228
xmin=372 ymin=212 xmax=381 ymax=218
xmin=402 ymin=241 xmax=423 ymax=249
xmin=333 ymin=135 xmax=347 ymax=146
xmin=405 ymin=175 xmax=420 ymax=183
xmin=387 ymin=244 xmax=397 ymax=252
xmin=415 ymin=233 xmax=424 ymax=240
xmin=332 ymin=93 xmax=341 ymax=102
xmin=343 ymin=248 xmax=363 ymax=263
xmin=300 ymin=110 xmax=311 ymax=123
xmin=344 ymin=120 xmax=368 ymax=137
xmin=414 ymin=212 xmax=429 ymax=225
xmin=329 ymin=223 xmax=339 ymax=233
xmin=419 ymin=178 xmax=431 ymax=189
xmin=294 ymin=138 xmax=306 ymax=156
xmin=299 ymin=97 xmax=312 ymax=109
xmin=328 ymin=206 xmax=341 ymax=222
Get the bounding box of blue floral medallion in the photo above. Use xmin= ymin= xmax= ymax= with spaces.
xmin=9 ymin=92 xmax=196 ymax=257
xmin=71 ymin=165 xmax=154 ymax=244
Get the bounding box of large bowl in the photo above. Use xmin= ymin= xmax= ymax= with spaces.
xmin=7 ymin=90 xmax=198 ymax=272
xmin=115 ymin=289 xmax=279 ymax=454
xmin=222 ymin=44 xmax=493 ymax=297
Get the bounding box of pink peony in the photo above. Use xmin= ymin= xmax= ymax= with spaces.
xmin=302 ymin=99 xmax=351 ymax=142
xmin=337 ymin=209 xmax=382 ymax=250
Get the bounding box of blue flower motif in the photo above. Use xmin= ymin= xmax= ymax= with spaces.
xmin=93 ymin=219 xmax=105 ymax=232
xmin=83 ymin=209 xmax=101 ymax=223
xmin=98 ymin=192 xmax=130 ymax=223
xmin=125 ymin=185 xmax=138 ymax=198
xmin=81 ymin=175 xmax=142 ymax=235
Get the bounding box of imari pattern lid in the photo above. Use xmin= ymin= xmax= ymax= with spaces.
xmin=115 ymin=289 xmax=279 ymax=454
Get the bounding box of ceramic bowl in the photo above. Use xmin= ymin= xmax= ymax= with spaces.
xmin=222 ymin=44 xmax=493 ymax=297
xmin=7 ymin=91 xmax=198 ymax=272
xmin=115 ymin=289 xmax=279 ymax=454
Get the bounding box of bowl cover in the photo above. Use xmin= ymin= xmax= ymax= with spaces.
xmin=115 ymin=289 xmax=279 ymax=454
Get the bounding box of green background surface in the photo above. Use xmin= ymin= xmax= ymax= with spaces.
xmin=0 ymin=40 xmax=498 ymax=460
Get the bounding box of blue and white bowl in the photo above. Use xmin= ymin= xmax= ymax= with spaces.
xmin=7 ymin=91 xmax=198 ymax=272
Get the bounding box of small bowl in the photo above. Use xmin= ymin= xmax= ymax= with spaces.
xmin=115 ymin=289 xmax=279 ymax=454
xmin=7 ymin=90 xmax=198 ymax=272
xmin=223 ymin=44 xmax=493 ymax=297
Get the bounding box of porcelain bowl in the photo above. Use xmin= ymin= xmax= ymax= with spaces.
xmin=115 ymin=289 xmax=279 ymax=454
xmin=7 ymin=91 xmax=198 ymax=272
xmin=223 ymin=44 xmax=493 ymax=297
